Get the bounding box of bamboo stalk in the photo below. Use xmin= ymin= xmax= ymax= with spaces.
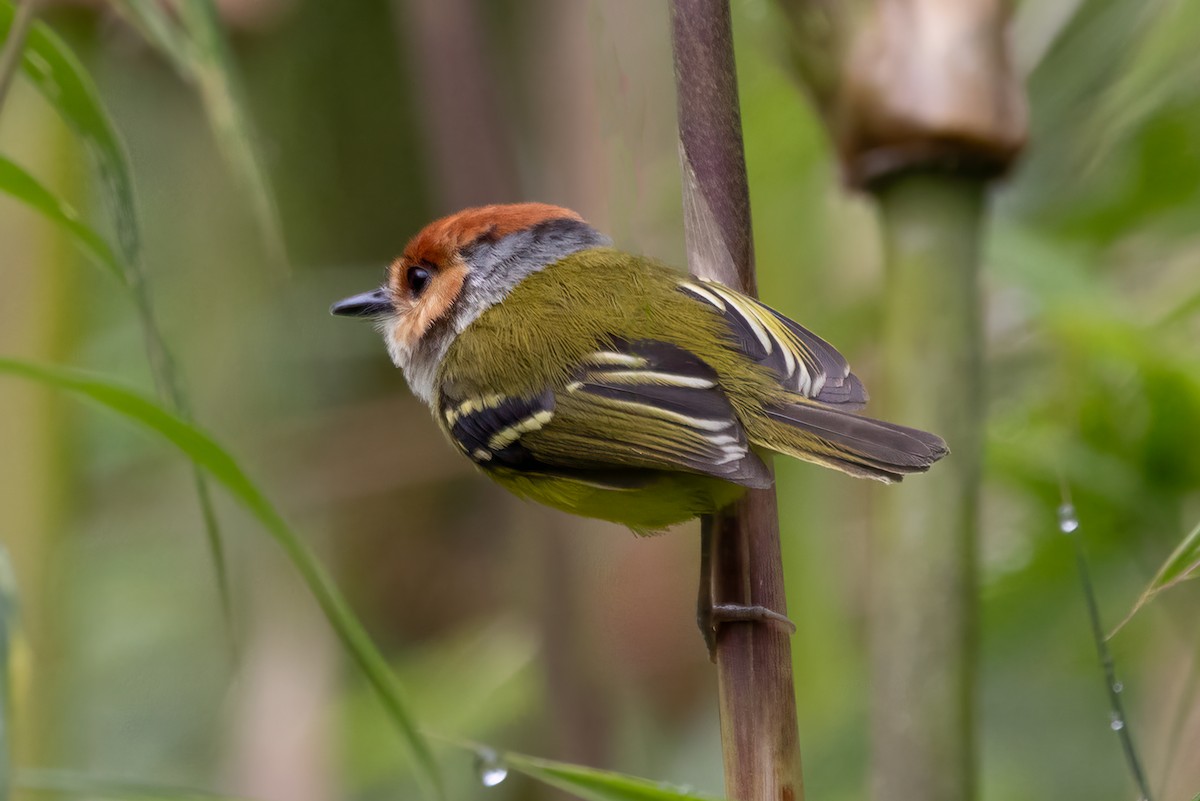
xmin=669 ymin=4 xmax=804 ymax=800
xmin=871 ymin=172 xmax=984 ymax=801
xmin=846 ymin=5 xmax=1021 ymax=799
xmin=0 ymin=109 xmax=79 ymax=777
xmin=772 ymin=2 xmax=1024 ymax=797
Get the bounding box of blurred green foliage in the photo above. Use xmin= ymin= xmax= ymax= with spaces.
xmin=0 ymin=1 xmax=1198 ymax=800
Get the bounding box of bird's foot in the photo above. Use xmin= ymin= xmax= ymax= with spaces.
xmin=697 ymin=602 xmax=796 ymax=662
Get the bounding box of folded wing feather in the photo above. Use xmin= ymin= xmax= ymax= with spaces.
xmin=678 ymin=278 xmax=868 ymax=408
xmin=438 ymin=338 xmax=772 ymax=489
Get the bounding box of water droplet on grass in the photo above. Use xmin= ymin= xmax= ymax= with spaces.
xmin=1057 ymin=503 xmax=1079 ymax=534
xmin=474 ymin=748 xmax=508 ymax=788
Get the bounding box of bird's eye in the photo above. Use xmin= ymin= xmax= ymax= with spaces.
xmin=407 ymin=265 xmax=432 ymax=296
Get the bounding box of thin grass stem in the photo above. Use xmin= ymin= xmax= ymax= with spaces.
xmin=1058 ymin=483 xmax=1153 ymax=801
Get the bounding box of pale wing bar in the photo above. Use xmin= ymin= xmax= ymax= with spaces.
xmin=440 ymin=390 xmax=556 ymax=469
xmin=439 ymin=340 xmax=772 ymax=489
xmin=678 ymin=278 xmax=867 ymax=407
xmin=553 ymin=339 xmax=771 ymax=487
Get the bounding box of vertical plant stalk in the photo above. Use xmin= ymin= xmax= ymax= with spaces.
xmin=0 ymin=550 xmax=16 ymax=801
xmin=392 ymin=0 xmax=520 ymax=208
xmin=669 ymin=3 xmax=804 ymax=800
xmin=0 ymin=0 xmax=72 ymax=770
xmin=872 ymin=173 xmax=984 ymax=801
xmin=770 ymin=2 xmax=1024 ymax=798
xmin=0 ymin=0 xmax=34 ymax=107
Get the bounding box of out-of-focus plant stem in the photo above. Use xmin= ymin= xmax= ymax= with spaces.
xmin=774 ymin=2 xmax=1024 ymax=798
xmin=854 ymin=5 xmax=1022 ymax=799
xmin=0 ymin=119 xmax=78 ymax=773
xmin=124 ymin=237 xmax=234 ymax=646
xmin=392 ymin=0 xmax=519 ymax=209
xmin=0 ymin=0 xmax=35 ymax=108
xmin=669 ymin=3 xmax=804 ymax=800
xmin=872 ymin=172 xmax=983 ymax=801
xmin=1 ymin=7 xmax=63 ymax=776
xmin=0 ymin=1 xmax=235 ymax=642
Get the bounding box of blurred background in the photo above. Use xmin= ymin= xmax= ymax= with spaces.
xmin=1 ymin=0 xmax=1198 ymax=800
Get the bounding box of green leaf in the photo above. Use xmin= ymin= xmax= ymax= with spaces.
xmin=1087 ymin=0 xmax=1200 ymax=169
xmin=0 ymin=359 xmax=443 ymax=801
xmin=109 ymin=0 xmax=287 ymax=268
xmin=0 ymin=0 xmax=232 ymax=636
xmin=0 ymin=0 xmax=139 ymax=265
xmin=0 ymin=156 xmax=122 ymax=282
xmin=1115 ymin=518 xmax=1200 ymax=634
xmin=504 ymin=752 xmax=723 ymax=801
xmin=16 ymin=770 xmax=251 ymax=801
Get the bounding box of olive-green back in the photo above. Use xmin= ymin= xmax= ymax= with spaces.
xmin=438 ymin=247 xmax=785 ymax=420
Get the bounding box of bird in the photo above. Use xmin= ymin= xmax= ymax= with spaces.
xmin=331 ymin=202 xmax=948 ymax=535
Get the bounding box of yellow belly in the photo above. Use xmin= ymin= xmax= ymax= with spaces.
xmin=488 ymin=468 xmax=747 ymax=534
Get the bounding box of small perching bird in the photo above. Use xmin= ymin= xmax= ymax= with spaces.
xmin=332 ymin=203 xmax=947 ymax=533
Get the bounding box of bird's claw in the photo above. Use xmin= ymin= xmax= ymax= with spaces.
xmin=698 ymin=602 xmax=796 ymax=662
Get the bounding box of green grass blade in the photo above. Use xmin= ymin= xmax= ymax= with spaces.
xmin=16 ymin=770 xmax=252 ymax=801
xmin=107 ymin=0 xmax=192 ymax=63
xmin=0 ymin=0 xmax=232 ymax=633
xmin=109 ymin=0 xmax=287 ymax=269
xmin=0 ymin=0 xmax=138 ymax=263
xmin=1085 ymin=1 xmax=1200 ymax=171
xmin=1146 ymin=519 xmax=1200 ymax=593
xmin=504 ymin=752 xmax=723 ymax=801
xmin=176 ymin=0 xmax=286 ymax=269
xmin=1114 ymin=518 xmax=1200 ymax=634
xmin=0 ymin=155 xmax=123 ymax=282
xmin=432 ymin=736 xmax=722 ymax=801
xmin=0 ymin=359 xmax=443 ymax=800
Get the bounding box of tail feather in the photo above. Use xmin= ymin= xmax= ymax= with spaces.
xmin=763 ymin=401 xmax=948 ymax=484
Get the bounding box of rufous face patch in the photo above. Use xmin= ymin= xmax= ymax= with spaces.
xmin=387 ymin=203 xmax=583 ymax=351
xmin=386 ymin=253 xmax=468 ymax=354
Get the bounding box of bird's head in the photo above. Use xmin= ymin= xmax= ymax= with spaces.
xmin=331 ymin=203 xmax=609 ymax=401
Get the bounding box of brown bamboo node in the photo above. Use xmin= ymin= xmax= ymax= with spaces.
xmin=787 ymin=0 xmax=1029 ymax=188
xmin=839 ymin=0 xmax=1026 ymax=186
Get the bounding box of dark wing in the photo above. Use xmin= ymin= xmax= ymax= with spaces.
xmin=438 ymin=339 xmax=771 ymax=489
xmin=441 ymin=390 xmax=557 ymax=472
xmin=677 ymin=277 xmax=867 ymax=407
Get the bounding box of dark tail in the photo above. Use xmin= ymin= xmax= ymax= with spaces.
xmin=763 ymin=401 xmax=949 ymax=484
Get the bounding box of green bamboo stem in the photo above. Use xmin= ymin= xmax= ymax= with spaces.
xmin=871 ymin=171 xmax=984 ymax=801
xmin=0 ymin=128 xmax=78 ymax=776
xmin=1 ymin=9 xmax=69 ymax=772
xmin=669 ymin=3 xmax=804 ymax=800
